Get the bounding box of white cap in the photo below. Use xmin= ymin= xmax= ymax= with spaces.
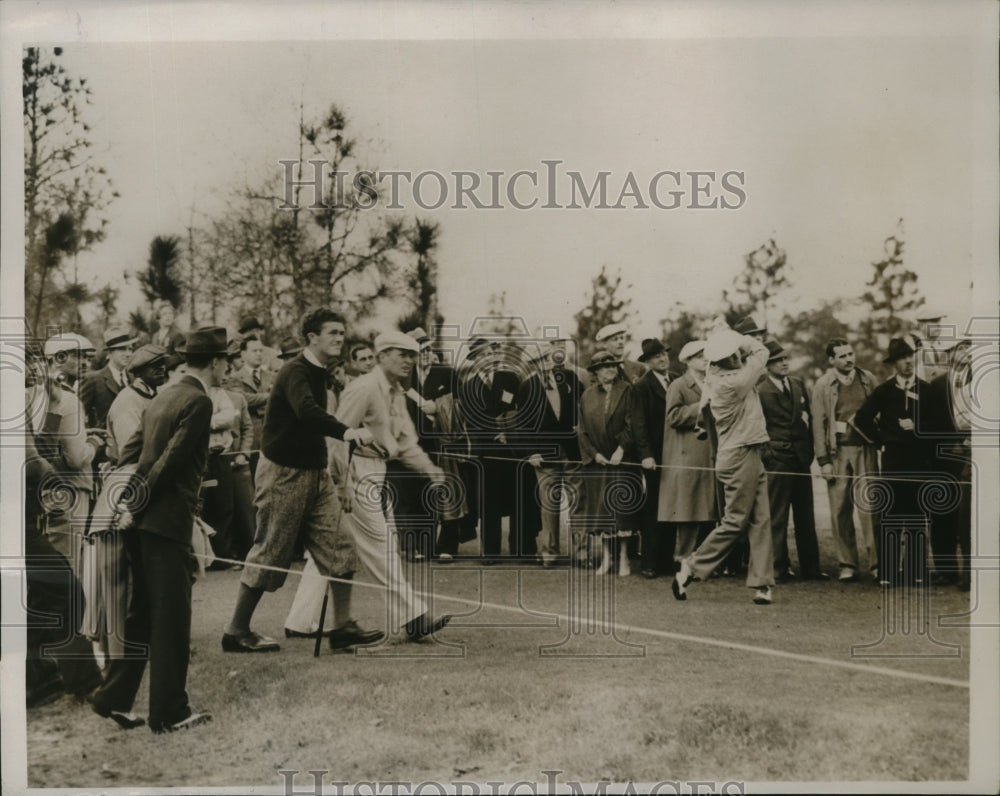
xmin=678 ymin=340 xmax=707 ymax=362
xmin=44 ymin=333 xmax=95 ymax=357
xmin=374 ymin=331 xmax=420 ymax=355
xmin=703 ymin=330 xmax=745 ymax=363
xmin=595 ymin=322 xmax=627 ymax=342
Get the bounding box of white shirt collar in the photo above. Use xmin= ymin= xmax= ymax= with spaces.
xmin=833 ymin=368 xmax=856 ymax=386
xmin=769 ymin=374 xmax=787 ymax=391
xmin=303 ymin=347 xmax=323 ymax=369
xmin=895 ymin=374 xmax=915 ymax=391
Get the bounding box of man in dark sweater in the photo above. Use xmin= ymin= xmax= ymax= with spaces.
xmin=854 ymin=335 xmax=934 ymax=588
xmin=222 ymin=309 xmax=376 ymax=653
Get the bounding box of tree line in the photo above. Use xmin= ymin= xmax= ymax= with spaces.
xmin=25 ymin=46 xmax=928 ymax=375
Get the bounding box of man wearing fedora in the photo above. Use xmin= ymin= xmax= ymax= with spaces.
xmin=758 ymin=341 xmax=826 ymax=581
xmin=222 ymin=309 xmax=377 ymax=654
xmin=334 ymin=331 xmax=452 ymax=640
xmin=631 ymin=338 xmax=675 ymax=578
xmin=810 ymin=337 xmax=880 ymax=582
xmin=91 ymin=327 xmax=229 ymax=733
xmin=672 ymin=329 xmax=776 ymax=605
xmin=594 ymin=323 xmax=646 ymax=385
xmin=80 ymin=328 xmax=138 ymax=430
xmin=512 ymin=341 xmax=583 ymax=566
xmin=456 ymin=336 xmax=522 ymax=562
xmin=853 ymin=334 xmax=935 ymax=588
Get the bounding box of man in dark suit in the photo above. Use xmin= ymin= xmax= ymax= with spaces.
xmin=757 ymin=341 xmax=825 ymax=581
xmin=631 ymin=338 xmax=675 ymax=578
xmin=80 ymin=327 xmax=138 ymax=429
xmin=513 ymin=342 xmax=582 ymax=566
xmin=88 ymin=327 xmax=227 ymax=734
xmin=457 ymin=337 xmax=522 ymax=561
xmin=854 ymin=335 xmax=935 ymax=588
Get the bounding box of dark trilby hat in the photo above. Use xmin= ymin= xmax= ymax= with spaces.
xmin=127 ymin=344 xmax=168 ymax=373
xmin=226 ymin=338 xmax=242 ymax=358
xmin=883 ymin=334 xmax=921 ymax=364
xmin=765 ymin=340 xmax=788 ymax=362
xmin=468 ymin=337 xmax=493 ymax=359
xmin=184 ymin=326 xmax=228 ymax=356
xmin=734 ymin=316 xmax=767 ymax=336
xmin=587 ymin=350 xmax=623 ymax=373
xmin=637 ymin=338 xmax=670 ymax=363
xmin=238 ymin=316 xmax=264 ymax=335
xmin=278 ymin=336 xmax=304 ymax=359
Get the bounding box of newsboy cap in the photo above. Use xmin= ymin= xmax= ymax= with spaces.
xmin=703 ymin=329 xmax=745 ymax=363
xmin=595 ymin=323 xmax=627 ymax=342
xmin=677 ymin=340 xmax=707 ymax=363
xmin=44 ymin=333 xmax=95 ymax=358
xmin=374 ymin=331 xmax=420 ymax=355
xmin=127 ymin=344 xmax=168 ymax=373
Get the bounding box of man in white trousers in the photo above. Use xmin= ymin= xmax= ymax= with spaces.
xmin=334 ymin=331 xmax=452 ymax=640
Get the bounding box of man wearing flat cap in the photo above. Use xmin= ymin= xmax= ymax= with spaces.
xmin=594 ymin=323 xmax=647 ymax=385
xmin=853 ymin=334 xmax=935 ymax=588
xmin=334 ymin=330 xmax=452 ymax=640
xmin=105 ymin=344 xmax=169 ymax=465
xmin=672 ymin=329 xmax=776 ymax=605
xmin=80 ymin=328 xmax=138 ymax=429
xmin=631 ymin=338 xmax=676 ymax=578
xmin=223 ymin=309 xmax=377 ymax=655
xmin=757 ymin=341 xmax=825 ymax=582
xmin=92 ymin=326 xmax=229 ymax=734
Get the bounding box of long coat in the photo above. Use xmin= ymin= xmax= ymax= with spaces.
xmin=658 ymin=371 xmax=717 ymax=522
xmin=577 ymin=378 xmax=641 ymax=531
xmin=119 ymin=375 xmax=213 ymax=544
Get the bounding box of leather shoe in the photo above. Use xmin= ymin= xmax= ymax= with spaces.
xmin=802 ymin=571 xmax=831 ymax=581
xmin=328 ymin=620 xmax=385 ymax=651
xmin=641 ymin=569 xmax=658 ymax=579
xmin=88 ymin=693 xmax=146 ymax=729
xmin=672 ymin=561 xmax=693 ymax=601
xmin=152 ymin=711 xmax=212 ymax=734
xmin=221 ymin=631 xmax=280 ymax=653
xmin=405 ymin=613 xmax=452 ymax=641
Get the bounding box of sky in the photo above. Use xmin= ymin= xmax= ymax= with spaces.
xmin=5 ymin=2 xmax=997 ymax=350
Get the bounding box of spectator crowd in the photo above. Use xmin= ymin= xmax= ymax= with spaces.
xmin=22 ymin=300 xmax=976 ymax=732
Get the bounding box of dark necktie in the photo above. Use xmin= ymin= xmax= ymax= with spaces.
xmin=253 ymin=368 xmax=261 ymax=389
xmin=782 ymin=378 xmax=791 ymax=398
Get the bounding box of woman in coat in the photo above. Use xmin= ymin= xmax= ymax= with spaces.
xmin=659 ymin=340 xmax=719 ymax=564
xmin=577 ymin=351 xmax=642 ymax=575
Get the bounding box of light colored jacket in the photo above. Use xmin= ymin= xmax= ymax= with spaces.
xmin=810 ymin=366 xmax=878 ymax=466
xmin=333 ymin=367 xmax=438 ymax=477
xmin=703 ymin=337 xmax=770 ymax=452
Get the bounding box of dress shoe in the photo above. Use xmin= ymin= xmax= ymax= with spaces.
xmin=801 ymin=571 xmax=830 ymax=581
xmin=405 ymin=613 xmax=452 ymax=641
xmin=435 ymin=553 xmax=454 ymax=563
xmin=152 ymin=711 xmax=212 ymax=734
xmin=775 ymin=569 xmax=796 ymax=583
xmin=221 ymin=631 xmax=280 ymax=653
xmin=641 ymin=569 xmax=658 ymax=580
xmin=752 ymin=586 xmax=773 ymax=605
xmin=672 ymin=561 xmax=693 ymax=601
xmin=328 ymin=620 xmax=385 ymax=651
xmin=88 ymin=693 xmax=146 ymax=729
xmin=838 ymin=567 xmax=857 ymax=582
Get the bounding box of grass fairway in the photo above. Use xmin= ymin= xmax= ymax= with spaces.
xmin=26 ymin=557 xmax=971 ymax=789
